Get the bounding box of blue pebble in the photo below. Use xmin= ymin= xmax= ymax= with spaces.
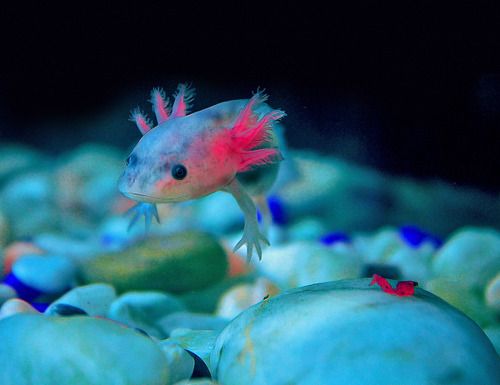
xmin=2 ymin=273 xmax=42 ymax=302
xmin=31 ymin=302 xmax=50 ymax=312
xmin=256 ymin=209 xmax=262 ymax=223
xmin=267 ymin=195 xmax=287 ymax=226
xmin=320 ymin=231 xmax=351 ymax=246
xmin=399 ymin=225 xmax=443 ymax=248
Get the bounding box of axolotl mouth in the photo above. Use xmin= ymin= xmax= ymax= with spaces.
xmin=120 ymin=191 xmax=189 ymax=204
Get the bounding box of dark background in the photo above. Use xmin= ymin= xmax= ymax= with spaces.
xmin=0 ymin=2 xmax=499 ymax=192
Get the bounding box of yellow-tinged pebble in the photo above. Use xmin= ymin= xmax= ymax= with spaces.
xmin=216 ymin=278 xmax=279 ymax=319
xmin=0 ymin=298 xmax=38 ymax=320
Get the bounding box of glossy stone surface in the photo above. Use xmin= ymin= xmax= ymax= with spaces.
xmin=211 ymin=279 xmax=500 ymax=385
xmin=12 ymin=254 xmax=77 ymax=294
xmin=0 ymin=314 xmax=169 ymax=385
xmin=432 ymin=228 xmax=500 ymax=290
xmin=257 ymin=241 xmax=361 ymax=289
xmin=160 ymin=341 xmax=195 ymax=384
xmin=108 ymin=291 xmax=185 ymax=338
xmin=45 ymin=284 xmax=116 ymax=317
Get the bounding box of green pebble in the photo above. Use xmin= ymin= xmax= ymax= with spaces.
xmin=81 ymin=232 xmax=228 ymax=294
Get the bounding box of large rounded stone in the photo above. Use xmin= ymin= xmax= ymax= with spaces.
xmin=81 ymin=232 xmax=228 ymax=294
xmin=424 ymin=278 xmax=496 ymax=328
xmin=211 ymin=279 xmax=499 ymax=385
xmin=432 ymin=227 xmax=500 ymax=290
xmin=0 ymin=314 xmax=169 ymax=385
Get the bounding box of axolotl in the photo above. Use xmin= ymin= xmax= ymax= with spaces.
xmin=118 ymin=84 xmax=286 ymax=261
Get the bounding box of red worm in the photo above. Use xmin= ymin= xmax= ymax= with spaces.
xmin=370 ymin=274 xmax=418 ymax=297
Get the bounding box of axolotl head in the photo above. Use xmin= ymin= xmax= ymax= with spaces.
xmin=119 ymin=119 xmax=238 ymax=203
xmin=118 ymin=87 xmax=285 ymax=204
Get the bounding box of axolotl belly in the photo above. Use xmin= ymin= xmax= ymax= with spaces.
xmin=118 ymin=84 xmax=286 ymax=260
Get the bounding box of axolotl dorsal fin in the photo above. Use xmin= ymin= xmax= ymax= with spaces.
xmin=214 ymin=90 xmax=286 ymax=173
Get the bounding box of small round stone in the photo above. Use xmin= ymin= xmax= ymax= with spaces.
xmin=319 ymin=231 xmax=351 ymax=246
xmin=160 ymin=341 xmax=195 ymax=384
xmin=2 ymin=272 xmax=42 ymax=302
xmin=108 ymin=291 xmax=186 ymax=338
xmin=2 ymin=242 xmax=43 ymax=275
xmin=398 ymin=225 xmax=442 ymax=248
xmin=0 ymin=298 xmax=38 ymax=320
xmin=45 ymin=283 xmax=116 ymax=317
xmin=266 ymin=195 xmax=287 ymax=225
xmin=12 ymin=254 xmax=76 ymax=294
xmin=216 ymin=278 xmax=279 ymax=319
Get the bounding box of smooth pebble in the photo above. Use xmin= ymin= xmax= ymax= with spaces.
xmin=45 ymin=283 xmax=116 ymax=317
xmin=160 ymin=341 xmax=195 ymax=384
xmin=108 ymin=291 xmax=186 ymax=338
xmin=0 ymin=313 xmax=170 ymax=385
xmin=13 ymin=254 xmax=77 ymax=294
xmin=159 ymin=312 xmax=229 ymax=336
xmin=0 ymin=298 xmax=38 ymax=320
xmin=211 ymin=279 xmax=500 ymax=385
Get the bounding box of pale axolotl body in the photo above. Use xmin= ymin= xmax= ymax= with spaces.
xmin=118 ymin=84 xmax=285 ymax=260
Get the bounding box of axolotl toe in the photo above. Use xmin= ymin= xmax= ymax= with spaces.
xmin=118 ymin=84 xmax=286 ymax=261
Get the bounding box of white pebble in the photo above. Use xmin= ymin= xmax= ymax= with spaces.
xmin=0 ymin=298 xmax=37 ymax=320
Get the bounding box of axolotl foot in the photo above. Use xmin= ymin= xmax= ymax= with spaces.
xmin=223 ymin=178 xmax=272 ymax=262
xmin=126 ymin=202 xmax=160 ymax=232
xmin=233 ymin=221 xmax=270 ymax=262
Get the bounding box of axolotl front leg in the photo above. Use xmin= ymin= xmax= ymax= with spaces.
xmin=223 ymin=178 xmax=269 ymax=261
xmin=126 ymin=202 xmax=160 ymax=232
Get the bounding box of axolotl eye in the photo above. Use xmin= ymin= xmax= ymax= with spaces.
xmin=171 ymin=164 xmax=187 ymax=180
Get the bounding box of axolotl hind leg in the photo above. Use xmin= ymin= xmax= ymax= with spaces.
xmin=223 ymin=178 xmax=270 ymax=261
